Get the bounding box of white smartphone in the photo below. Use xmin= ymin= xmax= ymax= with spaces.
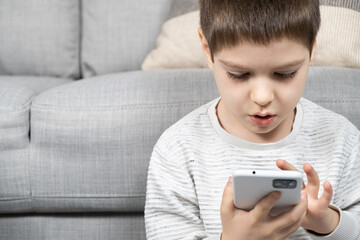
xmin=232 ymin=169 xmax=303 ymax=216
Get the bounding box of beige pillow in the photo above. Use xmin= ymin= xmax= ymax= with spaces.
xmin=142 ymin=2 xmax=360 ymax=70
xmin=314 ymin=6 xmax=360 ymax=67
xmin=141 ymin=11 xmax=207 ymax=70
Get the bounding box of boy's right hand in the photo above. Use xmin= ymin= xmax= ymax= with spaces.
xmin=220 ymin=177 xmax=308 ymax=240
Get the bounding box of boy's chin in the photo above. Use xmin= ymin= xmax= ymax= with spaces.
xmin=250 ymin=123 xmax=285 ymax=140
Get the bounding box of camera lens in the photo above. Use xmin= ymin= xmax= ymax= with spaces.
xmin=273 ymin=179 xmax=297 ymax=189
xmin=273 ymin=181 xmax=284 ymax=188
xmin=288 ymin=180 xmax=297 ymax=188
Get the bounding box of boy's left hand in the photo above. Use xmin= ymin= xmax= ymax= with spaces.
xmin=276 ymin=159 xmax=340 ymax=235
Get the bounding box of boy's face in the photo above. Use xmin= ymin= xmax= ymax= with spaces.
xmin=199 ymin=30 xmax=315 ymax=143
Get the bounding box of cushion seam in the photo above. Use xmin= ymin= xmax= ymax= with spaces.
xmin=30 ymin=101 xmax=210 ymax=111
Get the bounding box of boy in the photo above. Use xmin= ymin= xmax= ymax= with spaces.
xmin=145 ymin=0 xmax=360 ymax=239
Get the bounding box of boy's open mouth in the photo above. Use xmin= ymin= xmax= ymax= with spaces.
xmin=255 ymin=115 xmax=272 ymax=119
xmin=250 ymin=114 xmax=276 ymax=126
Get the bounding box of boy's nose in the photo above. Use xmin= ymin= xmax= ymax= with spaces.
xmin=250 ymin=82 xmax=274 ymax=107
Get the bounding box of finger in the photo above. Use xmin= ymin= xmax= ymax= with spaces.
xmin=273 ymin=192 xmax=308 ymax=230
xmin=220 ymin=177 xmax=236 ymax=217
xmin=277 ymin=159 xmax=305 ymax=189
xmin=276 ymin=159 xmax=299 ymax=171
xmin=251 ymin=191 xmax=281 ymax=220
xmin=303 ymin=163 xmax=320 ymax=199
xmin=319 ymin=181 xmax=333 ymax=207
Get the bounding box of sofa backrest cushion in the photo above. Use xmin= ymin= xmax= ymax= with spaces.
xmin=0 ymin=0 xmax=80 ymax=79
xmin=81 ymin=0 xmax=171 ymax=77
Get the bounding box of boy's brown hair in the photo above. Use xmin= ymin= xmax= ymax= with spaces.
xmin=199 ymin=0 xmax=321 ymax=61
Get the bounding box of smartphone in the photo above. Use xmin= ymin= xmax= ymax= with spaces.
xmin=232 ymin=169 xmax=303 ymax=216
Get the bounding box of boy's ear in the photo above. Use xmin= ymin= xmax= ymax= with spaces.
xmin=310 ymin=40 xmax=317 ymax=63
xmin=198 ymin=28 xmax=214 ymax=70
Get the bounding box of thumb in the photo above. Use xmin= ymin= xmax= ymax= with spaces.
xmin=252 ymin=191 xmax=281 ymax=219
xmin=220 ymin=177 xmax=235 ymax=217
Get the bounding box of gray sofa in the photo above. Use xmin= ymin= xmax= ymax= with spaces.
xmin=0 ymin=1 xmax=359 ymax=239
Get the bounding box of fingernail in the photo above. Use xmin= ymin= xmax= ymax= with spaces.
xmin=228 ymin=176 xmax=232 ymax=184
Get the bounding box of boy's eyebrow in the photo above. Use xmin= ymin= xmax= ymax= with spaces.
xmin=218 ymin=58 xmax=306 ymax=70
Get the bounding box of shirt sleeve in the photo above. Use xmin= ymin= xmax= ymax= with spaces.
xmin=145 ymin=143 xmax=219 ymax=240
xmin=307 ymin=134 xmax=360 ymax=240
xmin=307 ymin=205 xmax=360 ymax=240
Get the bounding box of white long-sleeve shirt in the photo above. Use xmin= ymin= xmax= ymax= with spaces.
xmin=145 ymin=98 xmax=360 ymax=240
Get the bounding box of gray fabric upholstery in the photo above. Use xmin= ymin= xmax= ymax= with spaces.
xmin=0 ymin=77 xmax=73 ymax=213
xmin=29 ymin=70 xmax=218 ymax=213
xmin=167 ymin=0 xmax=200 ymax=20
xmin=0 ymin=213 xmax=145 ymax=240
xmin=320 ymin=0 xmax=360 ymax=10
xmin=303 ymin=66 xmax=360 ymax=129
xmin=81 ymin=0 xmax=171 ymax=77
xmin=0 ymin=83 xmax=32 ymax=213
xmin=0 ymin=82 xmax=34 ymax=110
xmin=0 ymin=0 xmax=80 ymax=79
xmin=0 ymin=77 xmax=73 ymax=95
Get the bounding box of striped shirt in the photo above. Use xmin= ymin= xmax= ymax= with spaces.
xmin=145 ymin=98 xmax=360 ymax=240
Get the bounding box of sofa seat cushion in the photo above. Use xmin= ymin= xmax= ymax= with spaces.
xmin=30 ymin=69 xmax=218 ymax=213
xmin=0 ymin=82 xmax=33 ymax=213
xmin=0 ymin=77 xmax=73 ymax=214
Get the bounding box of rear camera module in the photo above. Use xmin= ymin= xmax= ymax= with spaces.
xmin=273 ymin=179 xmax=297 ymax=189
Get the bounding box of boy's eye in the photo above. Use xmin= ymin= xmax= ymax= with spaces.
xmin=274 ymin=71 xmax=297 ymax=80
xmin=226 ymin=71 xmax=298 ymax=81
xmin=226 ymin=72 xmax=250 ymax=80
